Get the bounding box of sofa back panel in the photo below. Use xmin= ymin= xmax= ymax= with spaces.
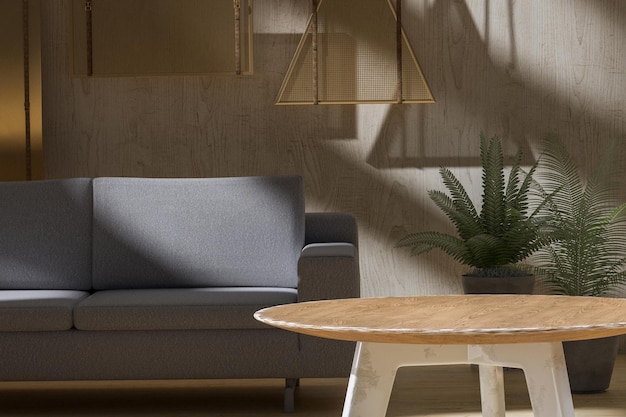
xmin=92 ymin=176 xmax=305 ymax=289
xmin=0 ymin=179 xmax=93 ymax=290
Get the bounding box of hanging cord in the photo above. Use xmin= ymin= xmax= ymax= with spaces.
xmin=396 ymin=0 xmax=402 ymax=104
xmin=23 ymin=0 xmax=32 ymax=180
xmin=85 ymin=1 xmax=93 ymax=76
xmin=311 ymin=0 xmax=318 ymax=105
xmin=234 ymin=0 xmax=241 ymax=75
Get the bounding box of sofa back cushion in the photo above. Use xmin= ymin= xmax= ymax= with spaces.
xmin=92 ymin=176 xmax=305 ymax=289
xmin=0 ymin=178 xmax=93 ymax=290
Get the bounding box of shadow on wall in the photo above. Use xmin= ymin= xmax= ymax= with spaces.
xmin=267 ymin=1 xmax=626 ymax=195
xmin=368 ymin=0 xmax=626 ymax=169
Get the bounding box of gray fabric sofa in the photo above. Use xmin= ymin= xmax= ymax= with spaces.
xmin=0 ymin=175 xmax=360 ymax=412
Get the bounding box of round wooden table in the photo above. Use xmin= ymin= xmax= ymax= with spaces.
xmin=255 ymin=295 xmax=626 ymax=417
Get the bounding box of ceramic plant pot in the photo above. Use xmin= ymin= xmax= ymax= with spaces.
xmin=461 ymin=274 xmax=535 ymax=295
xmin=563 ymin=336 xmax=620 ymax=393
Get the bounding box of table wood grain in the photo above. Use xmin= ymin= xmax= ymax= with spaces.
xmin=254 ymin=295 xmax=626 ymax=344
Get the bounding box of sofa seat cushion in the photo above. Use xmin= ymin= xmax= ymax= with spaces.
xmin=0 ymin=290 xmax=90 ymax=331
xmin=73 ymin=287 xmax=298 ymax=331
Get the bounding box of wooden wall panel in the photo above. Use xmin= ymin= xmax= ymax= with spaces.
xmin=42 ymin=0 xmax=626 ymax=301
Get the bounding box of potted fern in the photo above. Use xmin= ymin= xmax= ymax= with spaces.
xmin=533 ymin=134 xmax=626 ymax=393
xmin=396 ymin=134 xmax=551 ymax=294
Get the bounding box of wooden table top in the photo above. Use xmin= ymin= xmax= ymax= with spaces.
xmin=254 ymin=295 xmax=626 ymax=344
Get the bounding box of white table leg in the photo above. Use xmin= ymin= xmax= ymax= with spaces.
xmin=342 ymin=341 xmax=575 ymax=417
xmin=341 ymin=342 xmax=468 ymax=417
xmin=479 ymin=365 xmax=506 ymax=417
xmin=469 ymin=342 xmax=575 ymax=417
xmin=342 ymin=342 xmax=397 ymax=417
xmin=519 ymin=343 xmax=575 ymax=417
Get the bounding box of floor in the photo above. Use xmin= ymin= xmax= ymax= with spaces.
xmin=1 ymin=355 xmax=625 ymax=416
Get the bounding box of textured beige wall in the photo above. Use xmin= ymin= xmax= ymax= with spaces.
xmin=41 ymin=0 xmax=626 ymax=298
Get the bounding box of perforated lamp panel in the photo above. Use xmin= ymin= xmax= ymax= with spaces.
xmin=71 ymin=0 xmax=253 ymax=76
xmin=276 ymin=0 xmax=434 ymax=105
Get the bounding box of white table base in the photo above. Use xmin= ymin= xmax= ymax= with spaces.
xmin=342 ymin=341 xmax=575 ymax=417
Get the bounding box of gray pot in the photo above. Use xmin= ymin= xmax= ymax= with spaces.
xmin=461 ymin=275 xmax=535 ymax=294
xmin=563 ymin=336 xmax=619 ymax=393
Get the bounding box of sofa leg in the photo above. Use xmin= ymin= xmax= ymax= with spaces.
xmin=284 ymin=378 xmax=300 ymax=413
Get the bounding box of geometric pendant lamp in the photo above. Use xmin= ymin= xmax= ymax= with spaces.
xmin=275 ymin=0 xmax=435 ymax=105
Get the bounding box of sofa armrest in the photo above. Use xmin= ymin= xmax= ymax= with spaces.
xmin=304 ymin=212 xmax=358 ymax=246
xmin=298 ymin=213 xmax=360 ymax=302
